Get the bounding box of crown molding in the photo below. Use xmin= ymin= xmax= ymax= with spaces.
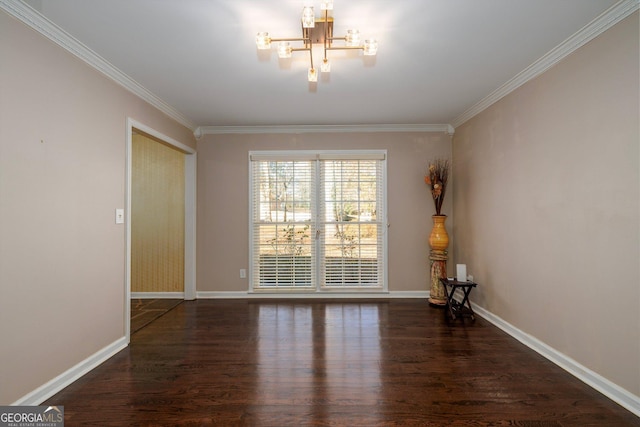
xmin=196 ymin=123 xmax=455 ymax=137
xmin=450 ymin=0 xmax=639 ymax=129
xmin=0 ymin=0 xmax=197 ymax=131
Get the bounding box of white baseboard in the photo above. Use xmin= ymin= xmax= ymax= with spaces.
xmin=12 ymin=337 xmax=128 ymax=406
xmin=196 ymin=290 xmax=430 ymax=299
xmin=472 ymin=304 xmax=640 ymax=417
xmin=131 ymin=292 xmax=185 ymax=299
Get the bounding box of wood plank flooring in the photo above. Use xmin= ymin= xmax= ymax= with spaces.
xmin=45 ymin=300 xmax=639 ymax=426
xmin=131 ymin=298 xmax=183 ymax=334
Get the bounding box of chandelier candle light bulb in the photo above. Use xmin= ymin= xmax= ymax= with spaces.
xmin=308 ymin=68 xmax=318 ymax=82
xmin=346 ymin=29 xmax=361 ymax=46
xmin=321 ymin=58 xmax=331 ymax=72
xmin=278 ymin=42 xmax=292 ymax=58
xmin=363 ymin=39 xmax=378 ymax=55
xmin=302 ymin=6 xmax=315 ymax=28
xmin=320 ymin=0 xmax=334 ymax=10
xmin=256 ymin=32 xmax=271 ymax=49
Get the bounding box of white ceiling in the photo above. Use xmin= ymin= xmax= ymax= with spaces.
xmin=17 ymin=0 xmax=624 ymax=130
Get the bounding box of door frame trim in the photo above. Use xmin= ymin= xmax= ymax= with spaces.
xmin=125 ymin=118 xmax=197 ymax=342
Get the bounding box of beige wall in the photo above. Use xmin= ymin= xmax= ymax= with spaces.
xmin=452 ymin=12 xmax=639 ymax=396
xmin=0 ymin=11 xmax=196 ymax=404
xmin=197 ymin=132 xmax=452 ymax=293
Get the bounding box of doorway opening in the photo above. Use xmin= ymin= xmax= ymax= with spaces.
xmin=131 ymin=131 xmax=185 ymax=295
xmin=125 ymin=118 xmax=196 ymax=341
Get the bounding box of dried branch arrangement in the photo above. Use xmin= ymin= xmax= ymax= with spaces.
xmin=424 ymin=159 xmax=449 ymax=215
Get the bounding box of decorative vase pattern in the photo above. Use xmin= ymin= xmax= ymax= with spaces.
xmin=428 ymin=215 xmax=449 ymax=250
xmin=428 ymin=215 xmax=448 ymax=306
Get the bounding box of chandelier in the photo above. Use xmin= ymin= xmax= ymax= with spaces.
xmin=255 ymin=1 xmax=378 ymax=82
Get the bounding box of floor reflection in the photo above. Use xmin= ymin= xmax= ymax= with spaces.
xmin=256 ymin=302 xmax=383 ymax=423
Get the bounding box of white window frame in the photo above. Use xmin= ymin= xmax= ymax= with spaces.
xmin=249 ymin=150 xmax=388 ymax=294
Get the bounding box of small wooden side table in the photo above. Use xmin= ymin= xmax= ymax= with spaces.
xmin=439 ymin=278 xmax=478 ymax=322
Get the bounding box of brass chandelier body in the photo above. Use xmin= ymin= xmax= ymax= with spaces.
xmin=255 ymin=1 xmax=378 ymax=82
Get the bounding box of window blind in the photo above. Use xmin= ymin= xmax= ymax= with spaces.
xmin=251 ymin=159 xmax=316 ymax=289
xmin=249 ymin=151 xmax=386 ymax=292
xmin=319 ymin=159 xmax=384 ymax=289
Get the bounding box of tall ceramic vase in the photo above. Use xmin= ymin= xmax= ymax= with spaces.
xmin=428 ymin=215 xmax=448 ymax=306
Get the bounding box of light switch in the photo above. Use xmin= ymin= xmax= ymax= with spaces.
xmin=240 ymin=269 xmax=247 ymax=279
xmin=115 ymin=208 xmax=125 ymax=224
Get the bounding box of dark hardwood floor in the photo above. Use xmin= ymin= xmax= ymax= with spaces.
xmin=45 ymin=300 xmax=639 ymax=426
xmin=131 ymin=298 xmax=183 ymax=334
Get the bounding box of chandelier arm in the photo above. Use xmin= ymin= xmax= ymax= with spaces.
xmin=323 ymin=9 xmax=328 ymax=61
xmin=270 ymin=37 xmax=311 ymax=43
xmin=290 ymin=46 xmax=313 ymax=68
xmin=325 ymin=46 xmax=364 ymax=51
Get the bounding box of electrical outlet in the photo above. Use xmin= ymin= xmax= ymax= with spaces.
xmin=240 ymin=269 xmax=247 ymax=279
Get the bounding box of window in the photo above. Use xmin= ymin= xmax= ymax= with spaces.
xmin=250 ymin=151 xmax=387 ymax=292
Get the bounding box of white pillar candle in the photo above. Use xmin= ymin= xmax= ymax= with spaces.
xmin=456 ymin=264 xmax=467 ymax=282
